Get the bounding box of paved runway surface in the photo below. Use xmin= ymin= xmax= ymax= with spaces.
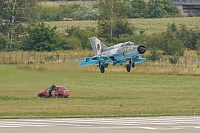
xmin=0 ymin=116 xmax=200 ymax=133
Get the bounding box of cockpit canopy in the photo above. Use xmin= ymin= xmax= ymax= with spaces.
xmin=121 ymin=41 xmax=134 ymax=47
xmin=102 ymin=41 xmax=135 ymax=52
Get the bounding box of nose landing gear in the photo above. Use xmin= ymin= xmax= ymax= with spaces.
xmin=98 ymin=59 xmax=108 ymax=73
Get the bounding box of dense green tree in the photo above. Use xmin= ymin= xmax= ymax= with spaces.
xmin=196 ymin=39 xmax=200 ymax=55
xmin=175 ymin=24 xmax=194 ymax=49
xmin=73 ymin=4 xmax=100 ymax=20
xmin=148 ymin=0 xmax=165 ymax=18
xmin=0 ymin=0 xmax=38 ymax=50
xmin=66 ymin=26 xmax=97 ymax=49
xmin=194 ymin=27 xmax=200 ymax=50
xmin=160 ymin=23 xmax=184 ymax=64
xmin=162 ymin=0 xmax=180 ymax=17
xmin=22 ymin=22 xmax=60 ymax=51
xmin=39 ymin=6 xmax=63 ymax=21
xmin=146 ymin=33 xmax=163 ymax=61
xmin=147 ymin=0 xmax=180 ymax=18
xmin=0 ymin=34 xmax=9 ymax=51
xmin=161 ymin=23 xmax=184 ymax=56
xmin=0 ymin=0 xmax=38 ymax=22
xmin=97 ymin=0 xmax=133 ymax=41
xmin=146 ymin=23 xmax=186 ymax=63
xmin=162 ymin=32 xmax=184 ymax=56
xmin=61 ymin=4 xmax=79 ymax=19
xmin=39 ymin=4 xmax=79 ymax=21
xmin=128 ymin=0 xmax=147 ymax=18
xmin=64 ymin=36 xmax=82 ymax=50
xmin=174 ymin=25 xmax=200 ymax=50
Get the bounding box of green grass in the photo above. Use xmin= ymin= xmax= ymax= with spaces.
xmin=0 ymin=64 xmax=200 ymax=118
xmin=47 ymin=17 xmax=200 ymax=34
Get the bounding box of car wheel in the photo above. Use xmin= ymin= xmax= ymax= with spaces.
xmin=40 ymin=94 xmax=45 ymax=98
xmin=58 ymin=94 xmax=64 ymax=98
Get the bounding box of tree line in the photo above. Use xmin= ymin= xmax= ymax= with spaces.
xmin=0 ymin=0 xmax=200 ymax=64
xmin=36 ymin=0 xmax=180 ymax=21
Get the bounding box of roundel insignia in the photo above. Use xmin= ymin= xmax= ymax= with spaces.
xmin=97 ymin=44 xmax=100 ymax=51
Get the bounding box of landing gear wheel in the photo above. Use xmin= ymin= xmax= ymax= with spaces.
xmin=132 ymin=63 xmax=135 ymax=68
xmin=126 ymin=64 xmax=131 ymax=72
xmin=100 ymin=66 xmax=105 ymax=73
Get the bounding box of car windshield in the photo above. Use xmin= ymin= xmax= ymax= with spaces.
xmin=63 ymin=87 xmax=68 ymax=90
xmin=46 ymin=88 xmax=50 ymax=91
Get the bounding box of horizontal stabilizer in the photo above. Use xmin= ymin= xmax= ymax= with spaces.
xmin=135 ymin=58 xmax=146 ymax=64
xmin=78 ymin=59 xmax=98 ymax=66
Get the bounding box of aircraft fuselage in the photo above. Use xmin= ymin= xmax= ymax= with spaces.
xmin=98 ymin=42 xmax=135 ymax=56
xmin=97 ymin=42 xmax=144 ymax=57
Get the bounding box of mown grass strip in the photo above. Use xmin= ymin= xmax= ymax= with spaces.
xmin=0 ymin=64 xmax=200 ymax=118
xmin=47 ymin=17 xmax=200 ymax=34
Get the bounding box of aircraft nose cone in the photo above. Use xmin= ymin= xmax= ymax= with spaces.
xmin=138 ymin=45 xmax=146 ymax=54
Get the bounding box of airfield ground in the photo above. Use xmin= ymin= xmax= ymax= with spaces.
xmin=0 ymin=63 xmax=199 ymax=118
xmin=1 ymin=17 xmax=200 ymax=118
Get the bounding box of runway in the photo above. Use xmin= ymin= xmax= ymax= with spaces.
xmin=0 ymin=116 xmax=200 ymax=133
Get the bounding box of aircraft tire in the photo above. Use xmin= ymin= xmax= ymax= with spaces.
xmin=100 ymin=66 xmax=105 ymax=73
xmin=132 ymin=63 xmax=135 ymax=68
xmin=126 ymin=64 xmax=131 ymax=72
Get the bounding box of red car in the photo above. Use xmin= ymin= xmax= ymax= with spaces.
xmin=63 ymin=18 xmax=74 ymax=21
xmin=38 ymin=86 xmax=70 ymax=98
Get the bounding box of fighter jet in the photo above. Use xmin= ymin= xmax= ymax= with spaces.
xmin=77 ymin=37 xmax=146 ymax=73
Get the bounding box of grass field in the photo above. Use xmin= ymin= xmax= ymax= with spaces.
xmin=0 ymin=63 xmax=200 ymax=118
xmin=47 ymin=17 xmax=200 ymax=34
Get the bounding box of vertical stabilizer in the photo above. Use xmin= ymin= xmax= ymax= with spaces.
xmin=89 ymin=37 xmax=107 ymax=55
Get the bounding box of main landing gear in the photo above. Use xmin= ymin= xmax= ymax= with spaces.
xmin=126 ymin=59 xmax=135 ymax=72
xmin=98 ymin=58 xmax=135 ymax=73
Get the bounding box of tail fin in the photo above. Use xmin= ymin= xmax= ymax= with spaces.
xmin=89 ymin=37 xmax=107 ymax=55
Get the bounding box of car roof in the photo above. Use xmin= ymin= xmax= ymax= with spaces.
xmin=56 ymin=86 xmax=62 ymax=87
xmin=57 ymin=86 xmax=68 ymax=88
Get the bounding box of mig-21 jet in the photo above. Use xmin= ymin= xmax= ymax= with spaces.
xmin=77 ymin=37 xmax=146 ymax=73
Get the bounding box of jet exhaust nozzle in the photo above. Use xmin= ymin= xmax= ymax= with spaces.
xmin=137 ymin=45 xmax=146 ymax=54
